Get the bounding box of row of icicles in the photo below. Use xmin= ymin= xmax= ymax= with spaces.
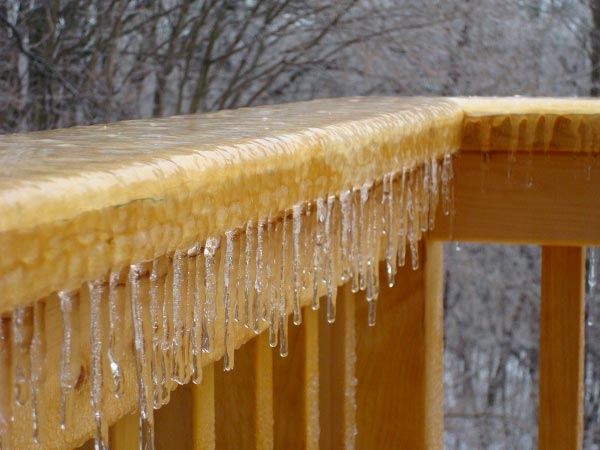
xmin=0 ymin=152 xmax=455 ymax=450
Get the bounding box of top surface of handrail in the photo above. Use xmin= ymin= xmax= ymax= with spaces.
xmin=0 ymin=96 xmax=598 ymax=311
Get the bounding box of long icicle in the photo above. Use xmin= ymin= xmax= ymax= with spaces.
xmin=30 ymin=300 xmax=46 ymax=444
xmin=254 ymin=218 xmax=266 ymax=333
xmin=88 ymin=280 xmax=109 ymax=449
xmin=223 ymin=231 xmax=236 ymax=371
xmin=203 ymin=237 xmax=221 ymax=354
xmin=279 ymin=215 xmax=289 ymax=357
xmin=107 ymin=270 xmax=125 ymax=399
xmin=191 ymin=245 xmax=204 ymax=385
xmin=325 ymin=195 xmax=338 ymax=323
xmin=58 ymin=290 xmax=81 ymax=431
xmin=129 ymin=264 xmax=155 ymax=450
xmin=313 ymin=198 xmax=326 ymax=309
xmin=11 ymin=306 xmax=32 ymax=408
xmin=292 ymin=204 xmax=303 ymax=325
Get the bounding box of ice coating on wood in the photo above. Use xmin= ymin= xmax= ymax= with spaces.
xmin=13 ymin=96 xmax=598 ymax=449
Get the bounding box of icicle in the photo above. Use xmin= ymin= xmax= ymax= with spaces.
xmin=191 ymin=245 xmax=204 ymax=385
xmin=313 ymin=198 xmax=326 ymax=309
xmin=292 ymin=205 xmax=303 ymax=325
xmin=203 ymin=237 xmax=221 ymax=354
xmin=340 ymin=190 xmax=352 ymax=283
xmin=429 ymin=157 xmax=440 ymax=231
xmin=254 ymin=218 xmax=266 ymax=333
xmin=149 ymin=258 xmax=168 ymax=407
xmin=129 ymin=264 xmax=155 ymax=450
xmin=244 ymin=221 xmax=254 ymax=330
xmin=11 ymin=305 xmax=32 ymax=407
xmin=358 ymin=183 xmax=371 ymax=290
xmin=279 ymin=216 xmax=289 ymax=357
xmin=367 ymin=184 xmax=382 ymax=326
xmin=350 ymin=188 xmax=360 ymax=293
xmin=454 ymin=242 xmax=462 ymax=252
xmin=58 ymin=290 xmax=81 ymax=431
xmin=160 ymin=259 xmax=174 ymax=399
xmin=420 ymin=160 xmax=431 ymax=233
xmin=325 ymin=195 xmax=338 ymax=323
xmin=30 ymin=301 xmax=45 ymax=444
xmin=267 ymin=219 xmax=280 ymax=348
xmin=383 ymin=173 xmax=397 ymax=287
xmin=88 ymin=280 xmax=109 ymax=450
xmin=0 ymin=318 xmax=10 ymax=444
xmin=406 ymin=171 xmax=419 ymax=271
xmin=588 ymin=247 xmax=598 ymax=294
xmin=223 ymin=231 xmax=236 ymax=370
xmin=107 ymin=270 xmax=125 ymax=398
xmin=397 ymin=169 xmax=407 ymax=267
xmin=442 ymin=153 xmax=454 ymax=216
xmin=171 ymin=250 xmax=188 ymax=384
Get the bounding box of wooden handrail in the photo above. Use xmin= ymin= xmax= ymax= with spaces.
xmin=0 ymin=97 xmax=597 ymax=449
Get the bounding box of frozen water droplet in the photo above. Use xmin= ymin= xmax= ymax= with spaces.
xmin=588 ymin=247 xmax=598 ymax=294
xmin=88 ymin=280 xmax=109 ymax=449
xmin=223 ymin=231 xmax=236 ymax=370
xmin=58 ymin=290 xmax=81 ymax=430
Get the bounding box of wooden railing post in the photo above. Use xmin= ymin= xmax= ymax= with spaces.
xmin=539 ymin=246 xmax=585 ymax=450
xmin=356 ymin=241 xmax=444 ymax=449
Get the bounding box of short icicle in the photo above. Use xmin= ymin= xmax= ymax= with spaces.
xmin=279 ymin=215 xmax=289 ymax=357
xmin=58 ymin=290 xmax=81 ymax=431
xmin=254 ymin=218 xmax=266 ymax=333
xmin=223 ymin=231 xmax=236 ymax=371
xmin=383 ymin=173 xmax=397 ymax=287
xmin=340 ymin=190 xmax=353 ymax=283
xmin=129 ymin=264 xmax=155 ymax=450
xmin=325 ymin=195 xmax=338 ymax=323
xmin=429 ymin=156 xmax=440 ymax=230
xmin=203 ymin=237 xmax=221 ymax=354
xmin=11 ymin=305 xmax=32 ymax=408
xmin=171 ymin=250 xmax=188 ymax=384
xmin=107 ymin=270 xmax=125 ymax=399
xmin=30 ymin=300 xmax=46 ymax=444
xmin=292 ymin=204 xmax=303 ymax=325
xmin=88 ymin=280 xmax=109 ymax=450
xmin=191 ymin=245 xmax=204 ymax=384
xmin=313 ymin=198 xmax=326 ymax=309
xmin=149 ymin=257 xmax=168 ymax=407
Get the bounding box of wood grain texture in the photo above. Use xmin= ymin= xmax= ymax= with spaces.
xmin=192 ymin=364 xmax=215 ymax=450
xmin=110 ymin=412 xmax=139 ymax=450
xmin=432 ymin=151 xmax=600 ymax=245
xmin=356 ymin=243 xmax=443 ymax=450
xmin=539 ymin=247 xmax=585 ymax=450
xmin=215 ymin=332 xmax=273 ymax=450
xmin=273 ymin=308 xmax=320 ymax=450
xmin=319 ymin=283 xmax=357 ymax=450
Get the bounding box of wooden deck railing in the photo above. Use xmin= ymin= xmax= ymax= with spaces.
xmin=0 ymin=97 xmax=597 ymax=449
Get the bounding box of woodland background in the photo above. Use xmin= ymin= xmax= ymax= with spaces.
xmin=1 ymin=1 xmax=599 ymax=448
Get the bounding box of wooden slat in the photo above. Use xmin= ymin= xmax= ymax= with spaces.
xmin=539 ymin=246 xmax=585 ymax=450
xmin=110 ymin=412 xmax=139 ymax=450
xmin=431 ymin=151 xmax=600 ymax=245
xmin=155 ymin=385 xmax=193 ymax=450
xmin=192 ymin=364 xmax=216 ymax=450
xmin=273 ymin=308 xmax=320 ymax=449
xmin=356 ymin=243 xmax=443 ymax=449
xmin=215 ymin=332 xmax=273 ymax=449
xmin=319 ymin=283 xmax=357 ymax=449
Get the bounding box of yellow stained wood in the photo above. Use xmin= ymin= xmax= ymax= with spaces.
xmin=539 ymin=247 xmax=585 ymax=450
xmin=318 ymin=283 xmax=356 ymax=450
xmin=192 ymin=364 xmax=216 ymax=450
xmin=110 ymin=412 xmax=139 ymax=450
xmin=356 ymin=244 xmax=443 ymax=450
xmin=215 ymin=332 xmax=273 ymax=450
xmin=156 ymin=385 xmax=193 ymax=450
xmin=431 ymin=151 xmax=600 ymax=245
xmin=273 ymin=308 xmax=320 ymax=449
